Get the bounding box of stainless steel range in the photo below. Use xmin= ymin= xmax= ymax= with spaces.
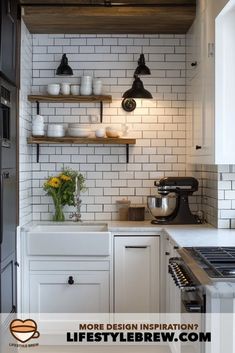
xmin=168 ymin=246 xmax=235 ymax=316
xmin=184 ymin=247 xmax=235 ymax=280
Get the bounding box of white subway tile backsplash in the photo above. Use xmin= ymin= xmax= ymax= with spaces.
xmin=19 ymin=31 xmax=190 ymax=221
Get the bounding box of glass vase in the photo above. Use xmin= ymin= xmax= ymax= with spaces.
xmin=52 ymin=197 xmax=65 ymax=222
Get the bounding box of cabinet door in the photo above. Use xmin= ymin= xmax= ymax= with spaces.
xmin=0 ymin=0 xmax=17 ymax=84
xmin=194 ymin=0 xmax=229 ymax=163
xmin=114 ymin=236 xmax=159 ymax=313
xmin=1 ymin=255 xmax=16 ymax=314
xmin=187 ymin=10 xmax=210 ymax=160
xmin=187 ymin=0 xmax=230 ymax=164
xmin=30 ymin=271 xmax=109 ymax=313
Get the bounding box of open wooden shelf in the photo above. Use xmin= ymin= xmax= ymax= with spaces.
xmin=27 ymin=136 xmax=136 ymax=163
xmin=28 ymin=94 xmax=112 ymax=123
xmin=28 ymin=94 xmax=112 ymax=103
xmin=28 ymin=136 xmax=135 ymax=145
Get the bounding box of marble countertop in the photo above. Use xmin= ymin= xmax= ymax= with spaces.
xmin=108 ymin=222 xmax=235 ymax=247
xmin=21 ymin=220 xmax=235 ymax=248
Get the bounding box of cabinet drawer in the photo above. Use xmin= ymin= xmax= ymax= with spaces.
xmin=29 ymin=260 xmax=109 ymax=271
xmin=30 ymin=271 xmax=109 ymax=313
xmin=27 ymin=232 xmax=111 ymax=256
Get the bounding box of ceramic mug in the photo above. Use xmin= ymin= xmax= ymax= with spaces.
xmin=95 ymin=128 xmax=106 ymax=138
xmin=60 ymin=83 xmax=70 ymax=95
xmin=70 ymin=85 xmax=80 ymax=95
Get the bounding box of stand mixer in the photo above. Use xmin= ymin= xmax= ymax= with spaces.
xmin=147 ymin=177 xmax=199 ymax=224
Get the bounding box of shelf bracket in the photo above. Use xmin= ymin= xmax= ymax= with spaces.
xmin=36 ymin=101 xmax=40 ymax=115
xmin=126 ymin=144 xmax=129 ymax=163
xmin=36 ymin=144 xmax=40 ymax=163
xmin=100 ymin=101 xmax=103 ymax=123
xmin=36 ymin=101 xmax=40 ymax=162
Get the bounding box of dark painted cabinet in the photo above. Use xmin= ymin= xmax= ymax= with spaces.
xmin=0 ymin=0 xmax=18 ymax=84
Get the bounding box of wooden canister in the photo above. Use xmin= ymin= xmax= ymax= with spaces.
xmin=128 ymin=206 xmax=145 ymax=221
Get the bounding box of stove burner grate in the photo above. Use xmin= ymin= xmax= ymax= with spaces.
xmin=187 ymin=247 xmax=235 ymax=278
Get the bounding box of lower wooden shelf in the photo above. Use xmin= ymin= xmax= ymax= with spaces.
xmin=27 ymin=136 xmax=136 ymax=163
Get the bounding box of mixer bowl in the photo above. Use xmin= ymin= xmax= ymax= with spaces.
xmin=147 ymin=194 xmax=177 ymax=218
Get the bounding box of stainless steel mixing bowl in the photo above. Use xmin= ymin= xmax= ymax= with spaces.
xmin=147 ymin=194 xmax=177 ymax=218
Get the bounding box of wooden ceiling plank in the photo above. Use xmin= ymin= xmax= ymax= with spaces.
xmin=22 ymin=4 xmax=196 ymax=34
xmin=20 ymin=0 xmax=196 ymax=5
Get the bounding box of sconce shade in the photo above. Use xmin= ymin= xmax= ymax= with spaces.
xmin=134 ymin=54 xmax=151 ymax=76
xmin=122 ymin=76 xmax=152 ymax=99
xmin=56 ymin=54 xmax=73 ymax=76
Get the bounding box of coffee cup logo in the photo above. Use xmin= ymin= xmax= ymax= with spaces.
xmin=10 ymin=319 xmax=40 ymax=343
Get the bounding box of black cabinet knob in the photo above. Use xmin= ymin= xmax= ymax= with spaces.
xmin=191 ymin=61 xmax=197 ymax=67
xmin=165 ymin=252 xmax=170 ymax=256
xmin=68 ymin=276 xmax=74 ymax=285
xmin=3 ymin=172 xmax=10 ymax=179
xmin=196 ymin=145 xmax=202 ymax=150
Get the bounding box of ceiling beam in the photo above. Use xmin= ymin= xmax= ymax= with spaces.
xmin=20 ymin=0 xmax=195 ymax=5
xmin=22 ymin=4 xmax=196 ymax=34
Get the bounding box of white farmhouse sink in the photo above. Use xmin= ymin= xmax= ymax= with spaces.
xmin=30 ymin=223 xmax=108 ymax=233
xmin=27 ymin=223 xmax=110 ymax=256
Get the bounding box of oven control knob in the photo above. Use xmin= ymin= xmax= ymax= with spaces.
xmin=181 ymin=279 xmax=189 ymax=284
xmin=178 ymin=275 xmax=186 ymax=281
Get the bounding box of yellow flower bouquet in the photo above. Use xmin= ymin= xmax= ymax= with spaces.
xmin=43 ymin=169 xmax=86 ymax=221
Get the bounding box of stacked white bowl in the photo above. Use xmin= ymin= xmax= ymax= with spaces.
xmin=47 ymin=84 xmax=60 ymax=95
xmin=32 ymin=115 xmax=45 ymax=136
xmin=47 ymin=124 xmax=65 ymax=137
xmin=80 ymin=76 xmax=93 ymax=96
xmin=93 ymin=78 xmax=102 ymax=95
xmin=67 ymin=123 xmax=91 ymax=137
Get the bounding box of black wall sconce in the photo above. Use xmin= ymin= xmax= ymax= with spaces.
xmin=134 ymin=54 xmax=151 ymax=76
xmin=122 ymin=75 xmax=153 ymax=112
xmin=56 ymin=54 xmax=73 ymax=76
xmin=122 ymin=54 xmax=152 ymax=112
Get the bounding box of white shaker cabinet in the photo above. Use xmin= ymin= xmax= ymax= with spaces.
xmin=215 ymin=0 xmax=235 ymax=164
xmin=114 ymin=236 xmax=160 ymax=313
xmin=30 ymin=269 xmax=109 ymax=313
xmin=21 ymin=229 xmax=111 ymax=313
xmin=186 ymin=0 xmax=230 ymax=164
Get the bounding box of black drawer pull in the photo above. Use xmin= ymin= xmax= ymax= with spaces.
xmin=191 ymin=61 xmax=197 ymax=67
xmin=68 ymin=276 xmax=74 ymax=285
xmin=196 ymin=145 xmax=202 ymax=150
xmin=3 ymin=172 xmax=10 ymax=179
xmin=165 ymin=252 xmax=170 ymax=256
xmin=125 ymin=246 xmax=147 ymax=249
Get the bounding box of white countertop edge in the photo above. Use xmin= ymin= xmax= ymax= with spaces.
xmin=19 ymin=221 xmax=235 ymax=247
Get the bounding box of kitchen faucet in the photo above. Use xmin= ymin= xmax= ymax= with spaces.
xmin=69 ymin=194 xmax=82 ymax=222
xmin=69 ymin=177 xmax=82 ymax=222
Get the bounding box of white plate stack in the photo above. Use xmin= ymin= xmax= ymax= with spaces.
xmin=80 ymin=76 xmax=93 ymax=96
xmin=32 ymin=115 xmax=45 ymax=136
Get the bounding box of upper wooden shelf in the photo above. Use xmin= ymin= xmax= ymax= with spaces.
xmin=28 ymin=95 xmax=112 ymax=103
